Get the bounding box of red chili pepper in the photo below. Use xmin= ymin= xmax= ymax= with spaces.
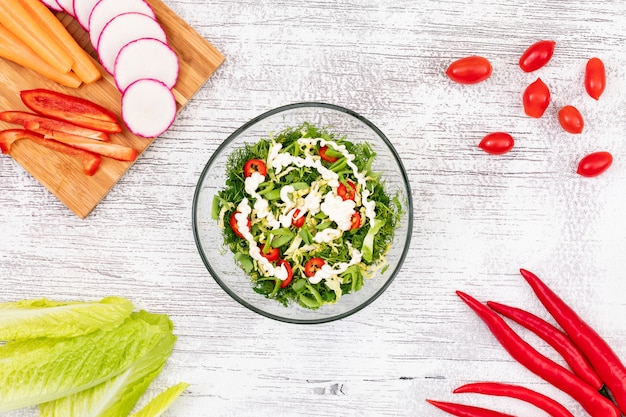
xmin=522 ymin=78 xmax=551 ymax=118
xmin=319 ymin=145 xmax=338 ymax=163
xmin=454 ymin=382 xmax=574 ymax=417
xmin=577 ymin=151 xmax=612 ymax=177
xmin=243 ymin=159 xmax=267 ymax=177
xmin=520 ymin=268 xmax=626 ymax=415
xmin=487 ymin=301 xmax=603 ymax=390
xmin=557 ymin=105 xmax=584 ymax=134
xmin=229 ymin=212 xmax=249 ymax=239
xmin=456 ymin=290 xmax=620 ymax=417
xmin=478 ymin=132 xmax=514 ymax=155
xmin=426 ymin=399 xmax=515 ymax=417
xmin=304 ymin=257 xmax=325 ymax=278
xmin=446 ymin=56 xmax=493 ymax=84
xmin=291 ymin=208 xmax=306 ymax=228
xmin=519 ymin=40 xmax=556 ymax=72
xmin=350 ymin=212 xmax=361 ymax=230
xmin=278 ymin=259 xmax=293 ymax=288
xmin=260 ymin=244 xmax=280 ymax=262
xmin=585 ymin=57 xmax=606 ymax=100
xmin=337 ymin=180 xmax=357 ymax=201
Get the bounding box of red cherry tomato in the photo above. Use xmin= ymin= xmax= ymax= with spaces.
xmin=577 ymin=152 xmax=612 ymax=177
xmin=519 ymin=40 xmax=555 ymax=72
xmin=291 ymin=209 xmax=305 ymax=228
xmin=304 ymin=257 xmax=326 ymax=278
xmin=278 ymin=260 xmax=293 ymax=288
xmin=558 ymin=105 xmax=584 ymax=134
xmin=585 ymin=57 xmax=606 ymax=100
xmin=446 ymin=56 xmax=492 ymax=84
xmin=243 ymin=159 xmax=267 ymax=177
xmin=319 ymin=146 xmax=339 ymax=163
xmin=478 ymin=132 xmax=514 ymax=155
xmin=260 ymin=244 xmax=280 ymax=262
xmin=337 ymin=181 xmax=357 ymax=201
xmin=350 ymin=212 xmax=361 ymax=230
xmin=523 ymin=78 xmax=551 ymax=118
xmin=229 ymin=212 xmax=249 ymax=239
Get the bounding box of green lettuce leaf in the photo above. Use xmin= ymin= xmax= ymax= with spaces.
xmin=0 ymin=311 xmax=167 ymax=412
xmin=130 ymin=382 xmax=189 ymax=417
xmin=0 ymin=297 xmax=134 ymax=341
xmin=39 ymin=311 xmax=177 ymax=417
xmin=362 ymin=218 xmax=386 ymax=263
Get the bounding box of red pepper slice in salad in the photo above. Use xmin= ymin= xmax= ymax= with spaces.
xmin=291 ymin=208 xmax=306 ymax=228
xmin=278 ymin=260 xmax=293 ymax=288
xmin=337 ymin=180 xmax=357 ymax=201
xmin=260 ymin=244 xmax=280 ymax=262
xmin=243 ymin=159 xmax=267 ymax=177
xmin=319 ymin=145 xmax=338 ymax=163
xmin=229 ymin=212 xmax=249 ymax=239
xmin=350 ymin=212 xmax=361 ymax=230
xmin=304 ymin=257 xmax=325 ymax=278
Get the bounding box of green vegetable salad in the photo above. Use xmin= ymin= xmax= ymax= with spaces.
xmin=213 ymin=122 xmax=403 ymax=309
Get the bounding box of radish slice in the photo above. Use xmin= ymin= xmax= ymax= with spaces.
xmin=73 ymin=0 xmax=100 ymax=29
xmin=122 ymin=79 xmax=177 ymax=138
xmin=54 ymin=0 xmax=75 ymax=16
xmin=114 ymin=38 xmax=179 ymax=92
xmin=96 ymin=13 xmax=167 ymax=74
xmin=41 ymin=0 xmax=63 ymax=12
xmin=88 ymin=0 xmax=155 ymax=49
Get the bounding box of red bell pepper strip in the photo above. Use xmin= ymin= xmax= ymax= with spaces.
xmin=426 ymin=399 xmax=515 ymax=417
xmin=520 ymin=268 xmax=626 ymax=415
xmin=37 ymin=128 xmax=137 ymax=162
xmin=454 ymin=382 xmax=574 ymax=417
xmin=20 ymin=89 xmax=122 ymax=134
xmin=0 ymin=111 xmax=109 ymax=141
xmin=456 ymin=290 xmax=620 ymax=417
xmin=0 ymin=129 xmax=100 ymax=176
xmin=487 ymin=301 xmax=603 ymax=390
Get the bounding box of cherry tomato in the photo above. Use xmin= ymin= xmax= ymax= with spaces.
xmin=350 ymin=212 xmax=361 ymax=230
xmin=577 ymin=151 xmax=612 ymax=177
xmin=278 ymin=260 xmax=293 ymax=288
xmin=519 ymin=40 xmax=555 ymax=72
xmin=260 ymin=244 xmax=280 ymax=262
xmin=337 ymin=180 xmax=357 ymax=201
xmin=229 ymin=212 xmax=249 ymax=239
xmin=558 ymin=105 xmax=584 ymax=134
xmin=446 ymin=56 xmax=492 ymax=84
xmin=585 ymin=57 xmax=606 ymax=100
xmin=478 ymin=132 xmax=514 ymax=155
xmin=523 ymin=78 xmax=550 ymax=118
xmin=243 ymin=159 xmax=267 ymax=177
xmin=319 ymin=146 xmax=338 ymax=163
xmin=304 ymin=257 xmax=325 ymax=278
xmin=291 ymin=208 xmax=305 ymax=228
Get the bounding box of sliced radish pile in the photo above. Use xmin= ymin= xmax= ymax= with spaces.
xmin=122 ymin=79 xmax=176 ymax=138
xmin=72 ymin=0 xmax=100 ymax=29
xmin=54 ymin=0 xmax=75 ymax=16
xmin=88 ymin=0 xmax=155 ymax=50
xmin=44 ymin=0 xmax=180 ymax=137
xmin=97 ymin=13 xmax=167 ymax=74
xmin=41 ymin=0 xmax=63 ymax=12
xmin=114 ymin=38 xmax=179 ymax=92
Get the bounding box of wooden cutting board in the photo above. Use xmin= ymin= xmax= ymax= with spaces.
xmin=0 ymin=0 xmax=224 ymax=218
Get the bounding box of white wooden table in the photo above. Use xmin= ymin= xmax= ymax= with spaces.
xmin=2 ymin=0 xmax=626 ymax=415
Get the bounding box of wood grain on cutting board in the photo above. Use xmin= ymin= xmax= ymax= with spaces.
xmin=0 ymin=0 xmax=224 ymax=218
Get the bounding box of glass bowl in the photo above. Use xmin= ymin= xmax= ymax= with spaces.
xmin=192 ymin=103 xmax=412 ymax=324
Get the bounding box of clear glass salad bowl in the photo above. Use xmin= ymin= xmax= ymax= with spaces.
xmin=192 ymin=103 xmax=413 ymax=324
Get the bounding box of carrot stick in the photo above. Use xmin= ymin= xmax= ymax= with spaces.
xmin=0 ymin=0 xmax=74 ymax=74
xmin=0 ymin=24 xmax=81 ymax=88
xmin=18 ymin=0 xmax=101 ymax=84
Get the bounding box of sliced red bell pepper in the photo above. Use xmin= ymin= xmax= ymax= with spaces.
xmin=0 ymin=111 xmax=110 ymax=141
xmin=20 ymin=89 xmax=122 ymax=134
xmin=37 ymin=127 xmax=137 ymax=162
xmin=0 ymin=129 xmax=101 ymax=176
